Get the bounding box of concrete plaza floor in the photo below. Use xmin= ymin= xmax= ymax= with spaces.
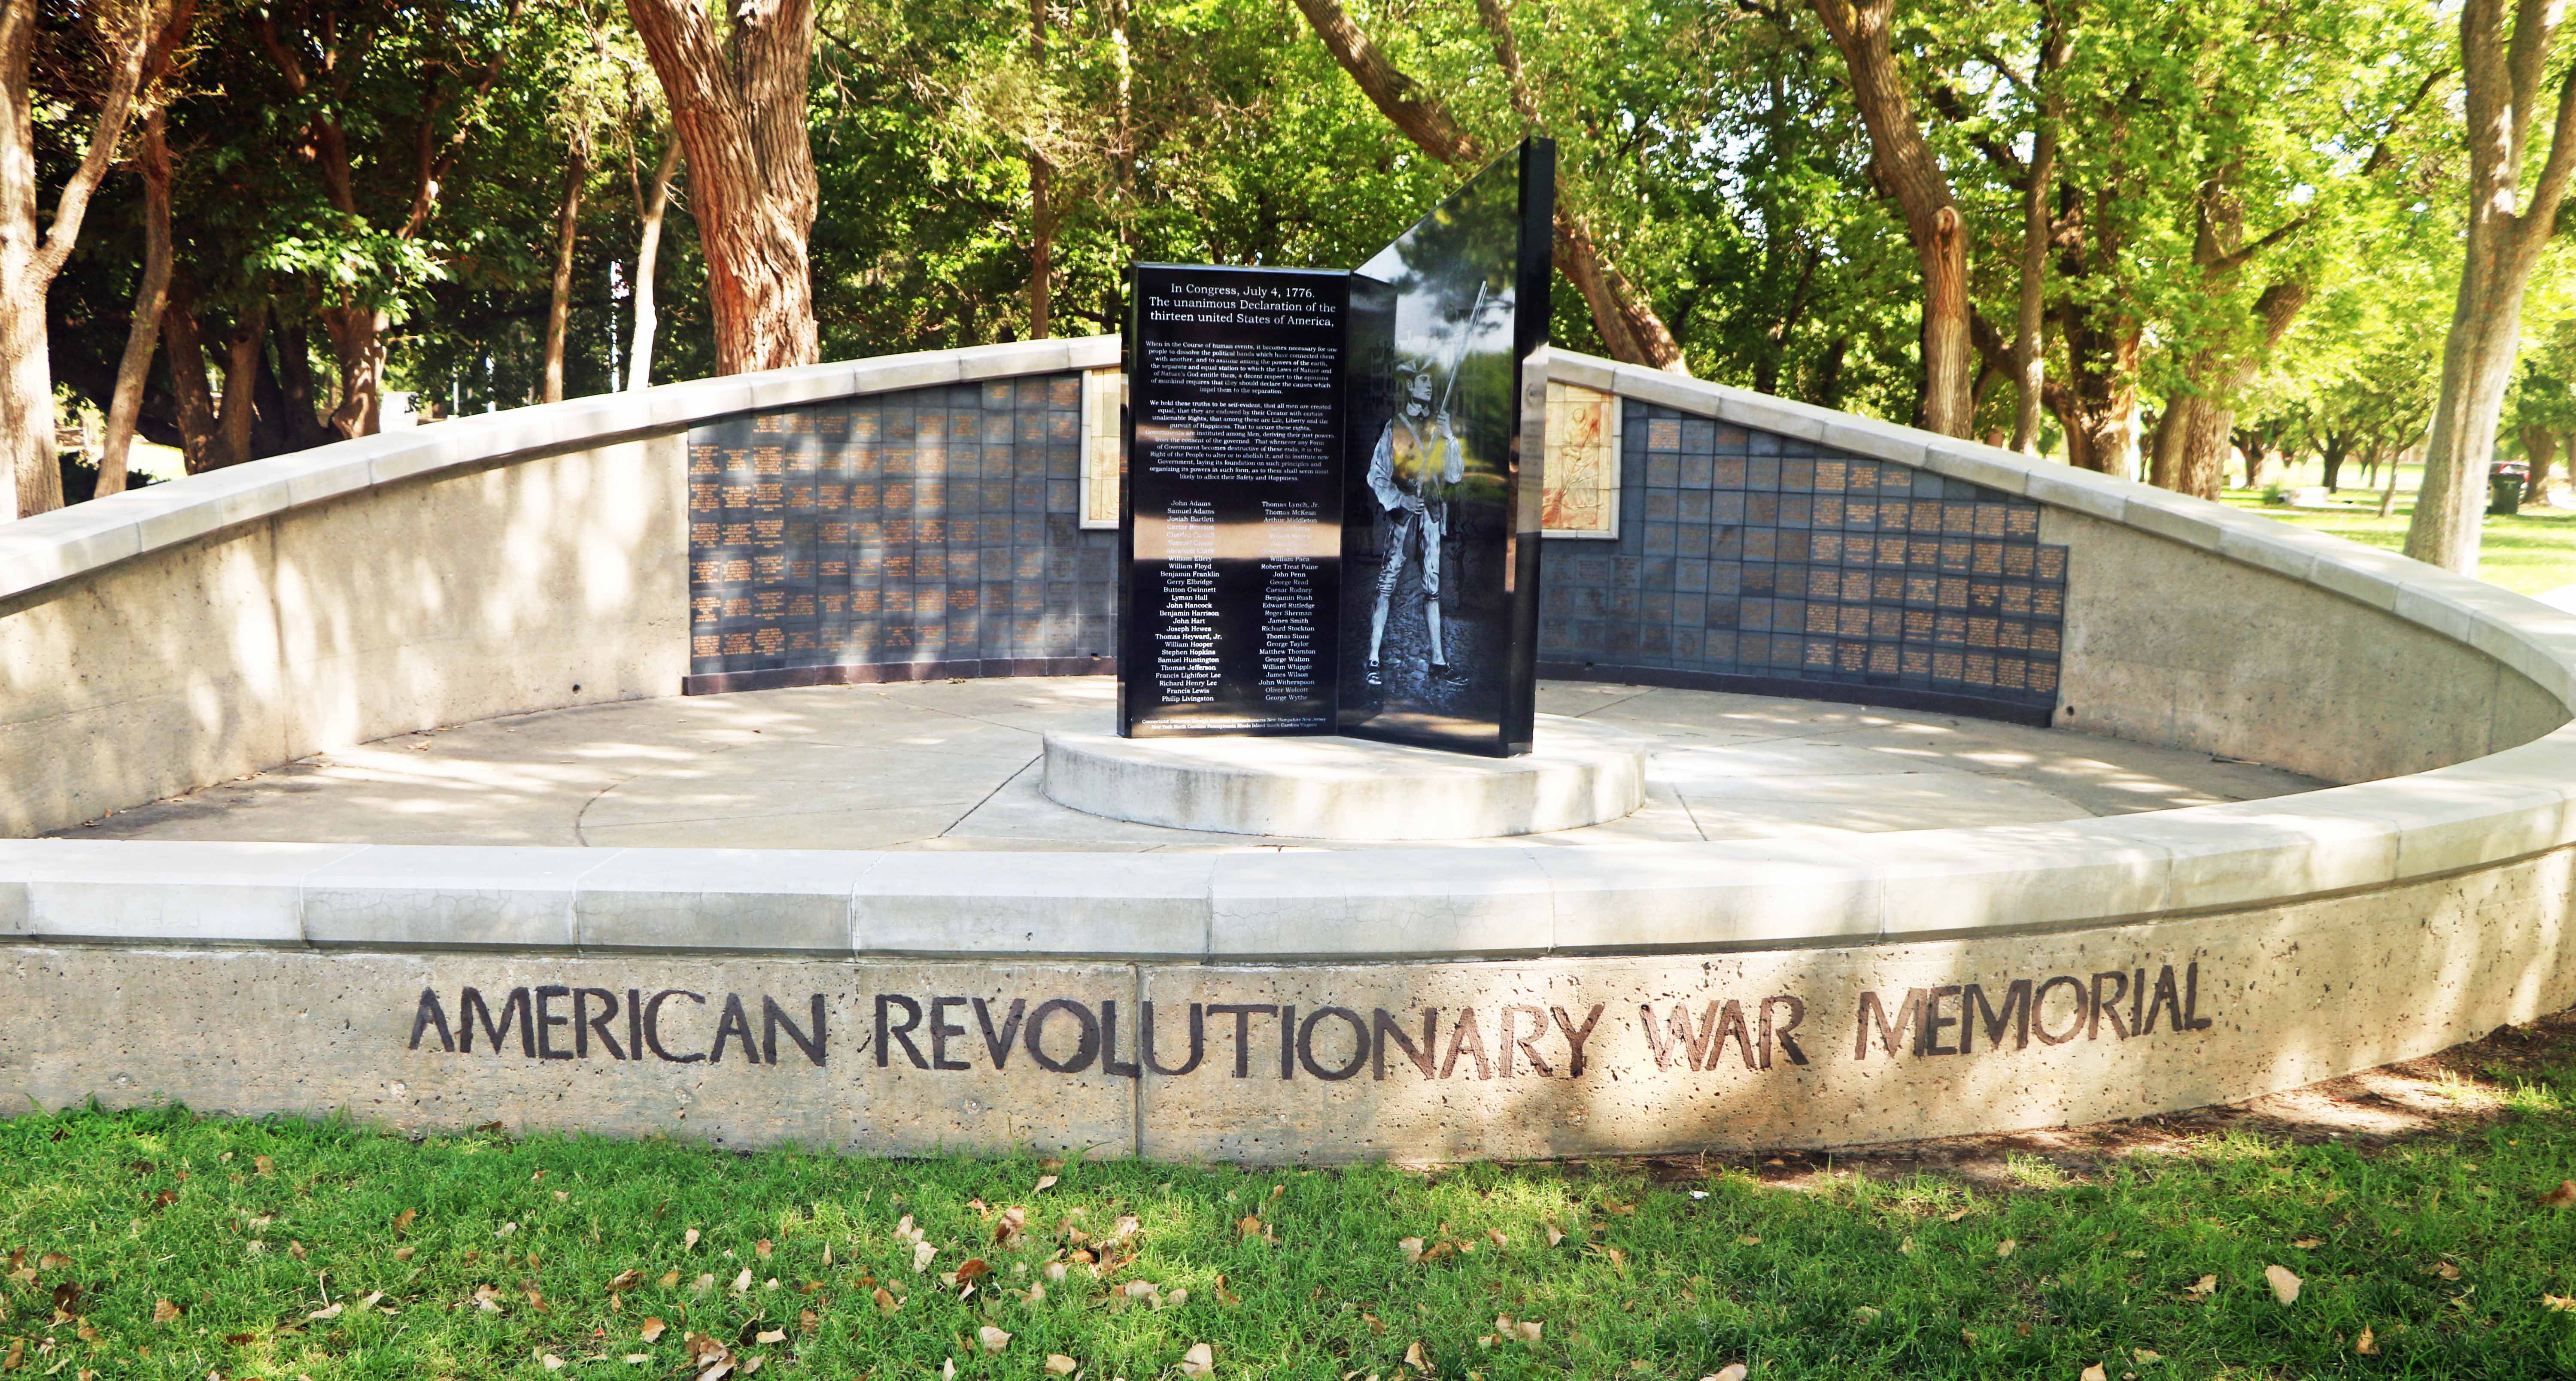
xmin=58 ymin=678 xmax=2323 ymax=851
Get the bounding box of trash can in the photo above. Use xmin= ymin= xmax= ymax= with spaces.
xmin=2492 ymin=461 xmax=2530 ymax=515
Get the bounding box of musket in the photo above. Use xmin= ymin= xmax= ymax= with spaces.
xmin=1434 ymin=279 xmax=1491 ymax=418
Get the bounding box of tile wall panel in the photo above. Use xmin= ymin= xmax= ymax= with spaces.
xmin=687 ymin=374 xmax=1117 ymax=685
xmin=1536 ymin=401 xmax=2066 ymax=716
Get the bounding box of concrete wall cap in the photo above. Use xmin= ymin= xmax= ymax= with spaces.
xmin=302 ymin=845 xmax=626 ymax=950
xmin=576 ymin=848 xmax=882 ymax=955
xmin=854 ymin=851 xmax=1216 ymax=959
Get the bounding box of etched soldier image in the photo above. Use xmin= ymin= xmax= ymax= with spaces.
xmin=1339 ymin=141 xmax=1548 ymax=754
xmin=1362 ymin=364 xmax=1467 ymax=685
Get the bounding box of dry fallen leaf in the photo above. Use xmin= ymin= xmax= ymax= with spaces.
xmin=755 ymin=1329 xmax=787 ymax=1345
xmin=2132 ymin=1349 xmax=2161 ymax=1363
xmin=2080 ymin=1366 xmax=2107 ymax=1381
xmin=1046 ymin=1356 xmax=1078 ymax=1376
xmin=2186 ymin=1275 xmax=2218 ymax=1298
xmin=2431 ymin=1262 xmax=2463 ymax=1281
xmin=541 ymin=1354 xmax=566 ymax=1371
xmin=872 ymin=1286 xmax=899 ymax=1316
xmin=1944 ymin=1207 xmax=1971 ymax=1223
xmin=1238 ymin=1216 xmax=1263 ymax=1240
xmin=683 ymin=1229 xmax=702 ymax=1251
xmin=254 ymin=1155 xmax=274 ymax=1176
xmin=1034 ymin=1175 xmax=1060 ymax=1193
xmin=2545 ymin=1294 xmax=2576 ymax=1312
xmin=1850 ymin=1306 xmax=1880 ymax=1325
xmin=913 ymin=1241 xmax=938 ymax=1272
xmin=393 ymin=1246 xmax=416 ymax=1263
xmin=640 ymin=1319 xmax=668 ymax=1344
xmin=659 ymin=1270 xmax=680 ymax=1289
xmin=2541 ymin=1181 xmax=2576 ymax=1208
xmin=2265 ymin=1264 xmax=2303 ymax=1306
xmin=307 ymin=1303 xmax=343 ymax=1321
xmin=731 ymin=1269 xmax=753 ymax=1295
xmin=1708 ymin=1367 xmax=1748 ymax=1381
xmin=2292 ymin=1238 xmax=2324 ymax=1249
xmin=394 ymin=1208 xmax=418 ymax=1235
xmin=606 ymin=1269 xmax=643 ymax=1293
xmin=1995 ymin=1238 xmax=2016 ymax=1258
xmin=1516 ymin=1321 xmax=1541 ymax=1344
xmin=1403 ymin=1342 xmax=1430 ymax=1375
xmin=151 ymin=1299 xmax=182 ymax=1324
xmin=1737 ymin=1235 xmax=1760 ymax=1247
xmin=1544 ymin=1222 xmax=1565 ymax=1247
xmin=1399 ymin=1238 xmax=1426 ymax=1263
xmin=1182 ymin=1343 xmax=1216 ymax=1379
xmin=2355 ymin=1325 xmax=2377 ymax=1354
xmin=979 ymin=1326 xmax=1012 ymax=1353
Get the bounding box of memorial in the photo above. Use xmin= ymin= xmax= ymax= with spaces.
xmin=1121 ymin=140 xmax=1555 ymax=756
xmin=10 ymin=158 xmax=2576 ymax=1167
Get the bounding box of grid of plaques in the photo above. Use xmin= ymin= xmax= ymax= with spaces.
xmin=687 ymin=374 xmax=1117 ymax=679
xmin=1536 ymin=401 xmax=2067 ymax=710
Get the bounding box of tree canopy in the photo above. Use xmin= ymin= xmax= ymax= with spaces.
xmin=23 ymin=0 xmax=2558 ymax=556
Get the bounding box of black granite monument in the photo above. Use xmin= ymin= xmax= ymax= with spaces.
xmin=1118 ymin=140 xmax=1554 ymax=756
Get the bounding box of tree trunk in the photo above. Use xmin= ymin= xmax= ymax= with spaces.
xmin=2011 ymin=7 xmax=2069 ymax=454
xmin=628 ymin=135 xmax=680 ymax=391
xmin=1810 ymin=0 xmax=1975 ymax=436
xmin=1027 ymin=0 xmax=1051 ymax=339
xmin=2009 ymin=118 xmax=2056 ymax=453
xmin=2406 ymin=0 xmax=2576 ymax=572
xmin=2377 ymin=443 xmax=2404 ymax=518
xmin=2146 ymin=389 xmax=2188 ymax=490
xmin=2044 ymin=319 xmax=2141 ymax=477
xmin=625 ymin=0 xmax=819 ymax=375
xmin=1291 ymin=0 xmax=1687 ymax=371
xmin=273 ymin=320 xmax=329 ymax=449
xmin=216 ymin=297 xmax=267 ymax=469
xmin=543 ymin=144 xmax=587 ymax=404
xmin=99 ymin=108 xmax=174 ymax=498
xmin=2521 ymin=423 xmax=2557 ymax=503
xmin=2321 ymin=432 xmax=2348 ymax=492
xmin=319 ymin=302 xmax=387 ymax=438
xmin=0 ymin=0 xmax=178 ymax=517
xmin=161 ymin=272 xmax=222 ymax=470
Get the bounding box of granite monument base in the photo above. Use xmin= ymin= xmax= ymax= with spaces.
xmin=1042 ymin=714 xmax=1645 ymax=840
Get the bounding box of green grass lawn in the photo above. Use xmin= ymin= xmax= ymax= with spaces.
xmin=8 ymin=1060 xmax=2576 ymax=1381
xmin=2219 ymin=461 xmax=2576 ymax=598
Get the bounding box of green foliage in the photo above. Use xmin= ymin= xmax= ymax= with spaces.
xmin=30 ymin=0 xmax=2531 ymax=493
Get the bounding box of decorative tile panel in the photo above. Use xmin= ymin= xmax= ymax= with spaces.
xmin=1537 ymin=401 xmax=2067 ymax=716
xmin=686 ymin=374 xmax=1115 ymax=683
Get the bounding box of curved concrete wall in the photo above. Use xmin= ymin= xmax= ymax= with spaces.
xmin=6 ymin=339 xmax=2576 ymax=1162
